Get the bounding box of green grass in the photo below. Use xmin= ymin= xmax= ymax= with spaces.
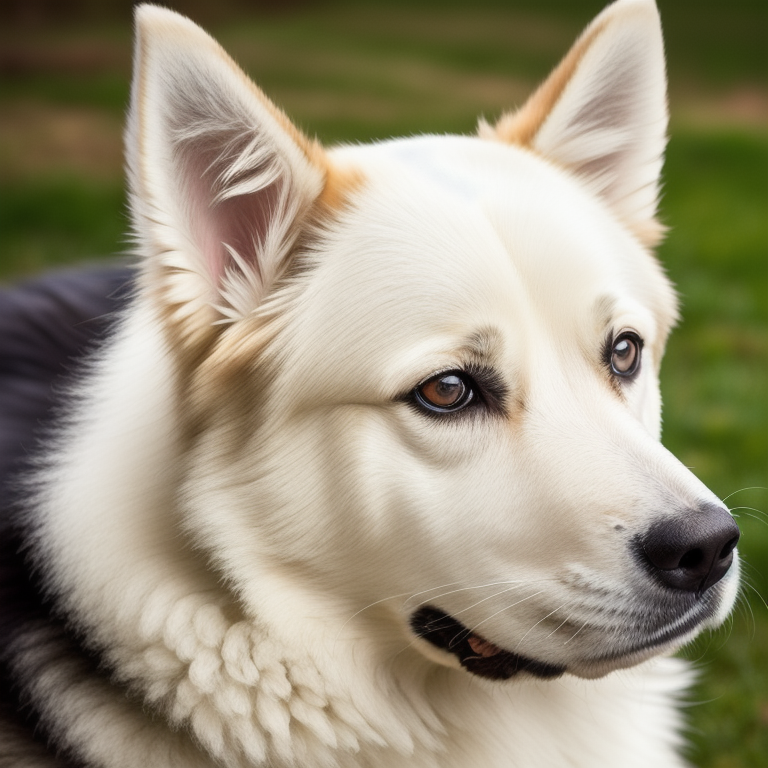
xmin=659 ymin=129 xmax=768 ymax=767
xmin=0 ymin=177 xmax=128 ymax=275
xmin=1 ymin=2 xmax=766 ymax=765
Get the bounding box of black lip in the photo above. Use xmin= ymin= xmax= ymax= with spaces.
xmin=410 ymin=606 xmax=566 ymax=681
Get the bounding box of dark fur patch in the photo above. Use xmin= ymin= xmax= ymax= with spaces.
xmin=0 ymin=265 xmax=133 ymax=765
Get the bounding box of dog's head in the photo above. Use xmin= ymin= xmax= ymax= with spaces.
xmin=128 ymin=0 xmax=739 ymax=682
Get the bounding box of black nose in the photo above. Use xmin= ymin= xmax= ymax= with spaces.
xmin=640 ymin=503 xmax=740 ymax=593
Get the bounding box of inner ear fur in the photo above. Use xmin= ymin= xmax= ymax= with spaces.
xmin=127 ymin=5 xmax=339 ymax=351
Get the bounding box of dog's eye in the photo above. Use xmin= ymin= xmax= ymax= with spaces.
xmin=610 ymin=332 xmax=643 ymax=377
xmin=415 ymin=372 xmax=474 ymax=413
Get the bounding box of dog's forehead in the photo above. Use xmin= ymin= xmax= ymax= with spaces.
xmin=269 ymin=135 xmax=675 ymax=401
xmin=326 ymin=135 xmax=666 ymax=324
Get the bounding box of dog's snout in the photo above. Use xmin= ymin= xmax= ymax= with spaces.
xmin=640 ymin=503 xmax=740 ymax=594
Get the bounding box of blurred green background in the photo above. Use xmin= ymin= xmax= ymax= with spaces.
xmin=0 ymin=0 xmax=765 ymax=765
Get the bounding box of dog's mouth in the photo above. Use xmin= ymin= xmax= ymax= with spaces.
xmin=410 ymin=606 xmax=565 ymax=681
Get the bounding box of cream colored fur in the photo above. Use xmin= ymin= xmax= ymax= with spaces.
xmin=20 ymin=1 xmax=738 ymax=766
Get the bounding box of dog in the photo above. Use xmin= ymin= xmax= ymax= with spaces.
xmin=0 ymin=1 xmax=741 ymax=766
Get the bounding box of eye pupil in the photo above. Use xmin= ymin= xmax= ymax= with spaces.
xmin=416 ymin=372 xmax=473 ymax=412
xmin=434 ymin=375 xmax=463 ymax=402
xmin=424 ymin=375 xmax=464 ymax=407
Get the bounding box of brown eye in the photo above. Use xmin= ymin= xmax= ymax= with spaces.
xmin=415 ymin=372 xmax=474 ymax=413
xmin=610 ymin=332 xmax=642 ymax=377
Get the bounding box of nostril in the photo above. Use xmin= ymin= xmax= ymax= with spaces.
xmin=720 ymin=536 xmax=739 ymax=560
xmin=678 ymin=548 xmax=703 ymax=570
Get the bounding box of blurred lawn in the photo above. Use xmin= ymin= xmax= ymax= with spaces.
xmin=0 ymin=1 xmax=766 ymax=766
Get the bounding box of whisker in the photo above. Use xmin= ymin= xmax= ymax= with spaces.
xmin=514 ymin=603 xmax=569 ymax=652
xmin=685 ymin=630 xmax=715 ymax=665
xmin=736 ymin=560 xmax=768 ymax=606
xmin=545 ymin=613 xmax=574 ymax=640
xmin=439 ymin=585 xmax=533 ymax=648
xmin=742 ymin=581 xmax=768 ymax=612
xmin=403 ymin=581 xmax=529 ymax=612
xmin=399 ymin=582 xmax=464 ymax=609
xmin=339 ymin=578 xmax=557 ymax=650
xmin=465 ymin=591 xmax=546 ymax=638
xmin=722 ymin=486 xmax=767 ymax=503
xmin=729 ymin=509 xmax=768 ymax=528
xmin=740 ymin=592 xmax=756 ymax=639
xmin=449 ymin=583 xmax=529 ymax=619
xmin=563 ymin=620 xmax=589 ymax=646
xmin=335 ymin=581 xmax=492 ymax=641
xmin=719 ymin=611 xmax=735 ymax=647
xmin=334 ymin=590 xmax=415 ymax=645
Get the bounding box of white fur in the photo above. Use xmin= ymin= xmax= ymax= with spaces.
xmin=21 ymin=1 xmax=738 ymax=766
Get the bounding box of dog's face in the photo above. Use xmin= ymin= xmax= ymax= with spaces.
xmin=129 ymin=0 xmax=739 ymax=683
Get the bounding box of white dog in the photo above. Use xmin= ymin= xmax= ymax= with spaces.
xmin=0 ymin=1 xmax=740 ymax=766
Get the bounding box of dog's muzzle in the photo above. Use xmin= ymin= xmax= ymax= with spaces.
xmin=410 ymin=504 xmax=738 ymax=681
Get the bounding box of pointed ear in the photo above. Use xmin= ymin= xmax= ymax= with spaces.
xmin=479 ymin=0 xmax=668 ymax=246
xmin=127 ymin=5 xmax=328 ymax=346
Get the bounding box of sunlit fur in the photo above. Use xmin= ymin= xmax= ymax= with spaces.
xmin=11 ymin=1 xmax=739 ymax=766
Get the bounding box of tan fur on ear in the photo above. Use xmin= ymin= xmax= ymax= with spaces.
xmin=478 ymin=16 xmax=609 ymax=149
xmin=479 ymin=0 xmax=669 ymax=248
xmin=478 ymin=33 xmax=668 ymax=252
xmin=316 ymin=161 xmax=366 ymax=214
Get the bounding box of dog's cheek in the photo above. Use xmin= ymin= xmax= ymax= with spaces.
xmin=631 ymin=372 xmax=663 ymax=440
xmin=238 ymin=411 xmax=520 ymax=597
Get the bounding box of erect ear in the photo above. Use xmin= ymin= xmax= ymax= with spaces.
xmin=127 ymin=5 xmax=328 ymax=347
xmin=479 ymin=0 xmax=668 ymax=246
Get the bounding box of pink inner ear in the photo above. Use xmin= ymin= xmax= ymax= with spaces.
xmin=174 ymin=125 xmax=287 ymax=291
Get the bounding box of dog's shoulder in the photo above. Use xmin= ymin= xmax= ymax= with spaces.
xmin=0 ymin=265 xmax=132 ymax=512
xmin=0 ymin=265 xmax=133 ymax=766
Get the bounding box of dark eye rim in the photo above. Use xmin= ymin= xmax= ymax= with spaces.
xmin=413 ymin=370 xmax=476 ymax=413
xmin=404 ymin=364 xmax=508 ymax=419
xmin=608 ymin=330 xmax=644 ymax=379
